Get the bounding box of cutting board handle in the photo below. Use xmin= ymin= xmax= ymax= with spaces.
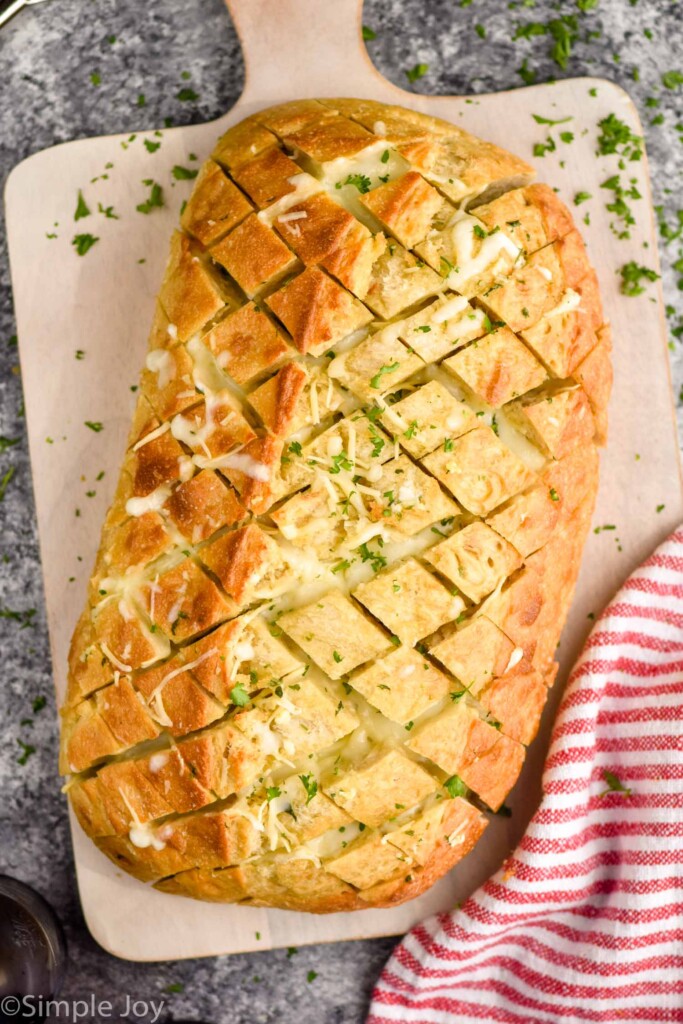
xmin=224 ymin=0 xmax=386 ymax=109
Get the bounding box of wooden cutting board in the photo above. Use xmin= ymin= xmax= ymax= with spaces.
xmin=5 ymin=0 xmax=682 ymax=963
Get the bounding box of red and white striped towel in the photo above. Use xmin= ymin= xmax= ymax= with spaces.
xmin=368 ymin=529 xmax=683 ymax=1024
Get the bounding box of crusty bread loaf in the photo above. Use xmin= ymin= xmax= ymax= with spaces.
xmin=60 ymin=98 xmax=611 ymax=912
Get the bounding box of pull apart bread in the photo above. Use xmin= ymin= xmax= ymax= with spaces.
xmin=61 ymin=98 xmax=611 ymax=912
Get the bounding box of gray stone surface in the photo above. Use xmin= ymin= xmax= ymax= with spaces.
xmin=0 ymin=1 xmax=681 ymax=1021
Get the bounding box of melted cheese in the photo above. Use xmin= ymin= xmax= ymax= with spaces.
xmin=445 ymin=213 xmax=520 ymax=289
xmin=145 ymin=349 xmax=175 ymax=389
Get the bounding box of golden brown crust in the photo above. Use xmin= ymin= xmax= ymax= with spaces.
xmin=62 ymin=97 xmax=609 ymax=912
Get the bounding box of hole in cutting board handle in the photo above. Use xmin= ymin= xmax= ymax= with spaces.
xmin=223 ymin=0 xmax=384 ymax=107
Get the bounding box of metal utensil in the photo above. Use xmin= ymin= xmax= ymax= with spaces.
xmin=0 ymin=0 xmax=52 ymax=31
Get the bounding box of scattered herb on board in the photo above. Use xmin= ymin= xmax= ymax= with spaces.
xmin=177 ymin=87 xmax=199 ymax=102
xmin=619 ymin=261 xmax=660 ymax=296
xmin=98 ymin=203 xmax=118 ymax=219
xmin=172 ymin=165 xmax=199 ymax=181
xmin=136 ymin=181 xmax=164 ymax=214
xmin=532 ymin=114 xmax=573 ymax=126
xmin=362 ymin=25 xmax=377 ymax=41
xmin=85 ymin=421 xmax=104 ymax=432
xmin=600 ymin=175 xmax=641 ymax=239
xmin=596 ymin=114 xmax=643 ymax=162
xmin=574 ymin=191 xmax=592 ymax=205
xmin=74 ymin=190 xmax=91 ymax=221
xmin=307 ymin=971 xmax=318 ymax=983
xmin=164 ymin=983 xmax=185 ymax=994
xmin=144 ymin=139 xmax=161 ymax=153
xmin=0 ymin=436 xmax=19 ymax=452
xmin=90 ymin=71 xmax=101 ymax=87
xmin=533 ymin=136 xmax=557 ymax=158
xmin=72 ymin=234 xmax=99 ymax=256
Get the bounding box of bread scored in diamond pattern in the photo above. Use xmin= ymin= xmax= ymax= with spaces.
xmin=61 ymin=98 xmax=610 ymax=912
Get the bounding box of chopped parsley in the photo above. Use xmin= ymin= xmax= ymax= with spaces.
xmin=328 ymin=451 xmax=353 ymax=474
xmin=172 ymin=165 xmax=199 ymax=181
xmin=444 ymin=775 xmax=467 ymax=798
xmin=405 ymin=63 xmax=429 ymax=84
xmin=144 ymin=139 xmax=161 ymax=153
xmin=177 ymin=87 xmax=199 ymax=102
xmin=599 ymin=769 xmax=631 ymax=798
xmin=307 ymin=971 xmax=318 ymax=983
xmin=357 ymin=541 xmax=387 ymax=573
xmin=662 ymin=71 xmax=683 ymax=90
xmin=370 ymin=362 xmax=400 ymax=389
xmin=600 ymin=174 xmax=641 ymax=238
xmin=230 ymin=683 xmax=250 ymax=707
xmin=299 ymin=774 xmax=318 ymax=804
xmin=533 ymin=136 xmax=557 ymax=158
xmin=72 ymin=234 xmax=99 ymax=256
xmin=0 ymin=606 xmax=35 ymax=627
xmin=266 ymin=786 xmax=281 ymax=801
xmin=74 ymin=190 xmax=91 ymax=221
xmin=517 ymin=60 xmax=536 ymax=86
xmin=549 ymin=487 xmax=560 ymax=502
xmin=619 ymin=261 xmax=660 ymax=296
xmin=337 ymin=173 xmax=372 ymax=194
xmin=0 ymin=436 xmax=19 ymax=453
xmin=596 ymin=114 xmax=643 ymax=162
xmin=98 ymin=203 xmax=118 ymax=219
xmin=136 ymin=181 xmax=164 ymax=214
xmin=574 ymin=191 xmax=592 ymax=205
xmin=0 ymin=468 xmax=15 ymax=502
xmin=84 ymin=421 xmax=103 ymax=432
xmin=362 ymin=25 xmax=377 ymax=40
xmin=532 ymin=114 xmax=573 ymax=126
xmin=17 ymin=739 xmax=36 ymax=766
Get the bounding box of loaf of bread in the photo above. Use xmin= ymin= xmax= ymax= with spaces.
xmin=60 ymin=98 xmax=611 ymax=912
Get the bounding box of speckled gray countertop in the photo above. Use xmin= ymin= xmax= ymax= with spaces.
xmin=1 ymin=2 xmax=682 ymax=1022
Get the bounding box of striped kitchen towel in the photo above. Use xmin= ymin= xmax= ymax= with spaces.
xmin=368 ymin=528 xmax=683 ymax=1023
